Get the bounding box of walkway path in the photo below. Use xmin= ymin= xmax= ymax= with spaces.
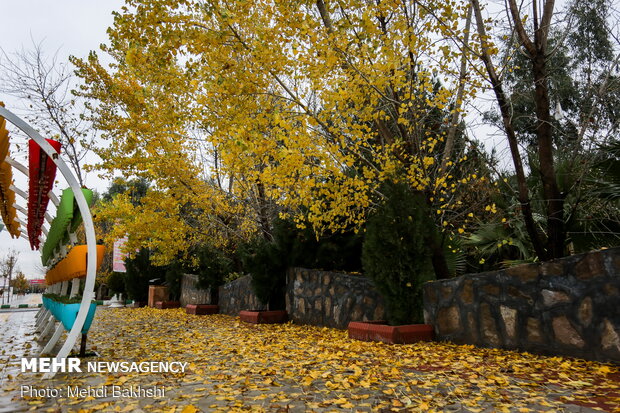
xmin=0 ymin=293 xmax=41 ymax=310
xmin=2 ymin=307 xmax=618 ymax=412
xmin=0 ymin=303 xmax=40 ymax=412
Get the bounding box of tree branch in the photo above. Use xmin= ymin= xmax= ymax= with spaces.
xmin=507 ymin=0 xmax=536 ymax=56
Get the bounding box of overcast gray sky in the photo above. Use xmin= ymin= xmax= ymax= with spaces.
xmin=0 ymin=0 xmax=124 ymax=279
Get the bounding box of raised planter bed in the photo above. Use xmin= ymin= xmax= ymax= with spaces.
xmin=348 ymin=321 xmax=434 ymax=344
xmin=57 ymin=302 xmax=98 ymax=332
xmin=239 ymin=310 xmax=288 ymax=324
xmin=42 ymin=295 xmax=98 ymax=333
xmin=155 ymin=301 xmax=180 ymax=309
xmin=186 ymin=304 xmax=219 ymax=315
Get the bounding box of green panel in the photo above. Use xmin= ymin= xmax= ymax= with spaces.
xmin=41 ymin=188 xmax=75 ymax=266
xmin=69 ymin=189 xmax=94 ymax=233
xmin=18 ymin=304 xmax=28 ymax=308
xmin=41 ymin=188 xmax=95 ymax=266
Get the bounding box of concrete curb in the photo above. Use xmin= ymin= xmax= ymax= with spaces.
xmin=0 ymin=303 xmax=42 ymax=309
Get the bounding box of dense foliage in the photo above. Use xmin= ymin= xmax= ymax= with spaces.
xmin=72 ymin=0 xmax=490 ymax=275
xmin=362 ymin=182 xmax=436 ymax=325
xmin=32 ymin=0 xmax=618 ymax=317
xmin=124 ymin=248 xmax=165 ymax=302
xmin=106 ymin=272 xmax=126 ymax=296
xmin=239 ymin=218 xmax=362 ymax=309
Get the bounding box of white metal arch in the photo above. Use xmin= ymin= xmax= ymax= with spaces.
xmin=7 ymin=156 xmax=61 ymax=208
xmin=0 ymin=106 xmax=98 ymax=379
xmin=10 ymin=175 xmax=54 ymax=233
xmin=8 ymin=157 xmax=59 ymax=227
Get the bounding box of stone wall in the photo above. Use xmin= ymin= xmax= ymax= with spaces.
xmin=423 ymin=248 xmax=620 ymax=363
xmin=179 ymin=274 xmax=212 ymax=307
xmin=179 ymin=268 xmax=386 ymax=328
xmin=285 ymin=268 xmax=385 ymax=329
xmin=218 ymin=275 xmax=266 ymax=316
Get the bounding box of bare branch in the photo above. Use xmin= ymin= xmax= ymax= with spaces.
xmin=0 ymin=40 xmax=93 ymax=186
xmin=506 ymin=0 xmax=536 ymax=56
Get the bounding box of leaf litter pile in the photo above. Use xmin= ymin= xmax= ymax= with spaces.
xmin=6 ymin=307 xmax=619 ymax=412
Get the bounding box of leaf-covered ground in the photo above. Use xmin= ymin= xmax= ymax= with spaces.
xmin=6 ymin=307 xmax=620 ymax=412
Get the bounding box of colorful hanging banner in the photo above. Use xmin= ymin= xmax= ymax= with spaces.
xmin=112 ymin=236 xmax=128 ymax=273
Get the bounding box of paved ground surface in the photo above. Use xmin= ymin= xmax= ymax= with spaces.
xmin=1 ymin=305 xmax=619 ymax=412
xmin=0 ymin=294 xmax=42 ymax=412
xmin=0 ymin=292 xmax=41 ymax=309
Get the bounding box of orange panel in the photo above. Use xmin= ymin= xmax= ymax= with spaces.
xmin=45 ymin=245 xmax=106 ymax=285
xmin=0 ymin=107 xmax=21 ymax=238
xmin=0 ymin=162 xmax=20 ymax=238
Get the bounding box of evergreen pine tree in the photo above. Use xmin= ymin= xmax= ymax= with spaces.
xmin=362 ymin=182 xmax=436 ymax=325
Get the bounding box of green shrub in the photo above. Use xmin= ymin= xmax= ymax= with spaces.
xmin=195 ymin=244 xmax=232 ymax=290
xmin=43 ymin=293 xmax=91 ymax=304
xmin=124 ymin=248 xmax=165 ymax=302
xmin=165 ymin=262 xmax=184 ymax=301
xmin=239 ymin=235 xmax=288 ymax=310
xmin=107 ymin=272 xmax=126 ymax=295
xmin=239 ymin=218 xmax=362 ymax=310
xmin=224 ymin=272 xmax=245 ymax=283
xmin=362 ymin=182 xmax=436 ymax=325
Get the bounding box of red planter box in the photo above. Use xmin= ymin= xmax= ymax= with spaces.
xmin=347 ymin=320 xmax=387 ymax=340
xmin=186 ymin=304 xmax=219 ymax=315
xmin=348 ymin=321 xmax=434 ymax=344
xmin=239 ymin=310 xmax=288 ymax=324
xmin=155 ymin=301 xmax=180 ymax=309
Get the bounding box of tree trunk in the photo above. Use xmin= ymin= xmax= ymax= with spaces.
xmin=532 ymin=50 xmax=565 ymax=258
xmin=471 ymin=0 xmax=548 ymax=260
xmin=256 ymin=180 xmax=273 ymax=241
xmin=427 ymin=233 xmax=451 ymax=280
xmin=80 ymin=334 xmax=88 ymax=357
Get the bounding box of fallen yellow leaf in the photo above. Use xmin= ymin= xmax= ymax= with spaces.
xmin=181 ymin=405 xmax=198 ymax=413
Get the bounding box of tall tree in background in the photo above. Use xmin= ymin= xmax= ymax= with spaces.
xmin=490 ymin=0 xmax=619 ymax=148
xmin=0 ymin=42 xmax=95 ymax=185
xmin=482 ymin=0 xmax=620 ymax=255
xmin=0 ymin=249 xmax=19 ymax=304
xmin=10 ymin=272 xmax=30 ymax=295
xmin=73 ymin=0 xmax=495 ymax=277
xmin=470 ymin=0 xmax=620 ymax=260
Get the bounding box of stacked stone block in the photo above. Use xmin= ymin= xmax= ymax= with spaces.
xmin=179 ymin=274 xmax=212 ymax=307
xmin=218 ymin=275 xmax=266 ymax=316
xmin=285 ymin=268 xmax=386 ymax=329
xmin=423 ymin=248 xmax=620 ymax=363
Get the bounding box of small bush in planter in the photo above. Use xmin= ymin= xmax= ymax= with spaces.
xmin=107 ymin=272 xmax=126 ymax=297
xmin=43 ymin=293 xmax=85 ymax=304
xmin=165 ymin=261 xmax=184 ymax=301
xmin=42 ymin=293 xmax=98 ymax=332
xmin=239 ymin=235 xmax=288 ymax=310
xmin=194 ymin=244 xmax=233 ymax=304
xmin=362 ymin=182 xmax=436 ymax=325
xmin=125 ymin=248 xmax=166 ymax=302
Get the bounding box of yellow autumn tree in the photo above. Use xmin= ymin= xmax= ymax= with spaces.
xmin=74 ymin=0 xmax=495 ymax=273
